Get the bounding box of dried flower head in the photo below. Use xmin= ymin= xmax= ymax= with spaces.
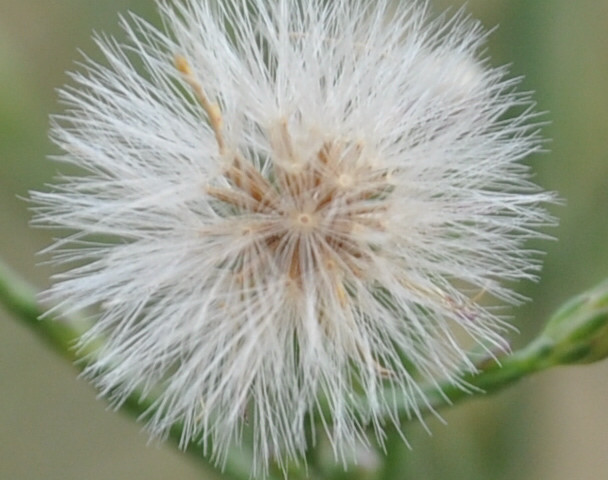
xmin=33 ymin=0 xmax=554 ymax=474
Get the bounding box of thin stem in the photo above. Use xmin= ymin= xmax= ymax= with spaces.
xmin=405 ymin=277 xmax=608 ymax=419
xmin=0 ymin=259 xmax=276 ymax=480
xmin=0 ymin=259 xmax=85 ymax=361
xmin=3 ymin=257 xmax=608 ymax=480
xmin=410 ymin=337 xmax=551 ymax=419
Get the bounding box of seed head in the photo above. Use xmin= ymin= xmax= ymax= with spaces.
xmin=32 ymin=0 xmax=555 ymax=475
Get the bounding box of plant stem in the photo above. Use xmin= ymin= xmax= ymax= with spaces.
xmin=0 ymin=259 xmax=271 ymax=480
xmin=407 ymin=277 xmax=608 ymax=418
xmin=414 ymin=337 xmax=551 ymax=418
xmin=3 ymin=257 xmax=607 ymax=480
xmin=0 ymin=259 xmax=85 ymax=361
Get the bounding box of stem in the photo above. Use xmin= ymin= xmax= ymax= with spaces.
xmin=406 ymin=277 xmax=608 ymax=419
xmin=0 ymin=259 xmax=84 ymax=361
xmin=0 ymin=259 xmax=274 ymax=480
xmin=3 ymin=257 xmax=607 ymax=480
xmin=413 ymin=337 xmax=552 ymax=418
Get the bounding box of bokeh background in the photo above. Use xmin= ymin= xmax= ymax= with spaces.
xmin=1 ymin=1 xmax=607 ymax=479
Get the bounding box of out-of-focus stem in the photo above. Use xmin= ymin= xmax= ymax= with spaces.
xmin=3 ymin=256 xmax=607 ymax=480
xmin=0 ymin=259 xmax=275 ymax=480
xmin=413 ymin=337 xmax=550 ymax=418
xmin=405 ymin=278 xmax=608 ymax=419
xmin=0 ymin=259 xmax=85 ymax=361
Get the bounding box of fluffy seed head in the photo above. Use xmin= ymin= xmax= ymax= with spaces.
xmin=32 ymin=0 xmax=554 ymax=474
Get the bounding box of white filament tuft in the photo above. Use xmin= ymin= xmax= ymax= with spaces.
xmin=32 ymin=0 xmax=555 ymax=475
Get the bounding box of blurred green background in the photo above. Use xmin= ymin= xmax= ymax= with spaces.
xmin=1 ymin=1 xmax=607 ymax=479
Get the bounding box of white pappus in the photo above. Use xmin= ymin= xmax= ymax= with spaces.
xmin=32 ymin=0 xmax=555 ymax=475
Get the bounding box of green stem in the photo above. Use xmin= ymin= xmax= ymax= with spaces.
xmin=0 ymin=259 xmax=273 ymax=480
xmin=3 ymin=257 xmax=608 ymax=480
xmin=0 ymin=260 xmax=84 ymax=361
xmin=413 ymin=337 xmax=552 ymax=418
xmin=407 ymin=277 xmax=608 ymax=419
xmin=377 ymin=339 xmax=554 ymax=480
